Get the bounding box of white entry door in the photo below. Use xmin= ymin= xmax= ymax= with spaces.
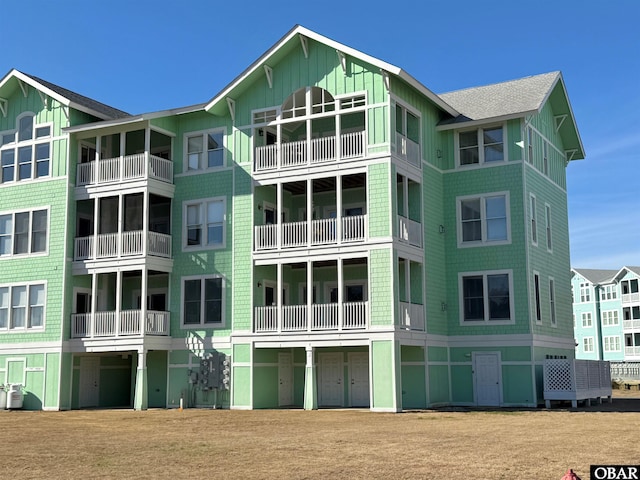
xmin=278 ymin=353 xmax=294 ymax=407
xmin=473 ymin=352 xmax=502 ymax=406
xmin=79 ymin=357 xmax=100 ymax=407
xmin=319 ymin=352 xmax=343 ymax=407
xmin=348 ymin=352 xmax=370 ymax=407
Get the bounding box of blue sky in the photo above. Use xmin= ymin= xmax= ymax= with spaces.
xmin=2 ymin=0 xmax=638 ymax=269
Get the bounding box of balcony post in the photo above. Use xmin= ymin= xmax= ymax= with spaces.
xmin=143 ymin=190 xmax=150 ymax=257
xmin=120 ymin=132 xmax=126 ymax=182
xmin=144 ymin=125 xmax=151 ymax=179
xmin=307 ymin=260 xmax=313 ymax=332
xmin=305 ymin=88 xmax=312 ymax=166
xmin=115 ymin=270 xmax=122 ymax=337
xmin=92 ymin=198 xmax=99 ymax=260
xmin=276 ymin=123 xmax=282 ymax=169
xmin=336 ymin=175 xmax=342 ymax=244
xmin=338 ymin=258 xmax=343 ymax=331
xmin=117 ymin=194 xmax=124 ymax=257
xmin=303 ymin=345 xmax=317 ymax=410
xmin=90 ymin=272 xmax=98 ymax=338
xmin=277 ymin=263 xmax=283 ymax=334
xmin=277 ymin=183 xmax=283 ymax=249
xmin=95 ymin=135 xmax=101 ymax=185
xmin=133 ymin=349 xmax=148 ymax=411
xmin=335 ymin=105 xmax=341 ymax=160
xmin=141 ymin=266 xmax=148 ymax=336
xmin=306 ymin=179 xmax=313 ymax=248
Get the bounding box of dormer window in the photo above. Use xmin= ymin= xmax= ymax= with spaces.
xmin=458 ymin=125 xmax=504 ymax=167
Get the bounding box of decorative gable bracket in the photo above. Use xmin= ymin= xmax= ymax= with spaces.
xmin=0 ymin=98 xmax=7 ymax=118
xmin=226 ymin=97 xmax=236 ymax=123
xmin=380 ymin=70 xmax=390 ymax=92
xmin=554 ymin=114 xmax=567 ymax=132
xmin=565 ymin=149 xmax=578 ymax=162
xmin=38 ymin=90 xmax=50 ymax=110
xmin=299 ymin=34 xmax=309 ymax=58
xmin=17 ymin=79 xmax=28 ymax=97
xmin=336 ymin=50 xmax=347 ymax=74
xmin=264 ymin=65 xmax=273 ymax=89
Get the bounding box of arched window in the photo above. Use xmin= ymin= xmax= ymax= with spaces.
xmin=281 ymin=87 xmax=335 ymax=119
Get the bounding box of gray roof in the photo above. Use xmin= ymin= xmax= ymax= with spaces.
xmin=572 ymin=268 xmax=619 ymax=285
xmin=438 ymin=72 xmax=560 ymax=122
xmin=22 ymin=72 xmax=130 ymax=120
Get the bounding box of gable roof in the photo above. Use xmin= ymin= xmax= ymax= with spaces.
xmin=612 ymin=266 xmax=640 ymax=282
xmin=571 ymin=268 xmax=619 ymax=285
xmin=204 ymin=25 xmax=459 ymax=118
xmin=437 ymin=72 xmax=584 ymax=161
xmin=0 ymin=69 xmax=129 ymax=121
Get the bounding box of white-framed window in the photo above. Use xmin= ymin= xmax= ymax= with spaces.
xmin=529 ymin=194 xmax=537 ymax=245
xmin=1 ymin=113 xmax=52 ymax=184
xmin=602 ymin=310 xmax=619 ymax=326
xmin=604 ymin=336 xmax=621 ymax=352
xmin=581 ymin=312 xmax=592 ymax=327
xmin=579 ymin=283 xmax=591 ymax=302
xmin=527 ymin=127 xmax=534 ymax=164
xmin=184 ymin=128 xmax=225 ymax=172
xmin=549 ymin=277 xmax=556 ymax=326
xmin=545 ymin=203 xmax=552 ymax=252
xmin=459 ymin=270 xmax=513 ymax=324
xmin=583 ymin=337 xmax=594 ymax=352
xmin=457 ymin=125 xmax=505 ymax=166
xmin=533 ymin=272 xmax=542 ymax=323
xmin=543 ymin=141 xmax=549 ymax=175
xmin=395 ymin=103 xmax=421 ymax=162
xmin=183 ymin=197 xmax=226 ymax=250
xmin=181 ymin=275 xmax=225 ymax=327
xmin=0 ymin=208 xmax=49 ymax=257
xmin=0 ymin=282 xmax=46 ymax=330
xmin=457 ymin=192 xmax=510 ymax=246
xmin=600 ymin=284 xmax=617 ymax=301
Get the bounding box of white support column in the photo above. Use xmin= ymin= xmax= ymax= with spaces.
xmin=115 ymin=270 xmax=122 ymax=337
xmin=276 ymin=123 xmax=282 ymax=169
xmin=277 ymin=263 xmax=283 ymax=334
xmin=134 ymin=349 xmax=148 ymax=410
xmin=93 ymin=197 xmax=99 ymax=260
xmin=335 ymin=104 xmax=342 ymax=160
xmin=276 ymin=183 xmax=283 ymax=249
xmin=141 ymin=266 xmax=148 ymax=336
xmin=90 ymin=272 xmax=98 ymax=338
xmin=303 ymin=345 xmax=317 ymax=410
xmin=338 ymin=258 xmax=344 ymax=330
xmin=95 ymin=135 xmax=101 ymax=183
xmin=305 ymin=87 xmax=312 ymax=165
xmin=306 ymin=179 xmax=313 ymax=247
xmin=117 ymin=194 xmax=124 ymax=257
xmin=336 ymin=175 xmax=342 ymax=244
xmin=144 ymin=125 xmax=151 ymax=178
xmin=307 ymin=260 xmax=313 ymax=332
xmin=143 ymin=190 xmax=150 ymax=256
xmin=119 ymin=132 xmax=126 ymax=181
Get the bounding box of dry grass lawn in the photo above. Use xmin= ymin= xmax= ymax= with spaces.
xmin=2 ymin=390 xmax=639 ymax=479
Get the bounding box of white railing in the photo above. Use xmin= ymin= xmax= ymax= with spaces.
xmin=76 ymin=153 xmax=173 ymax=186
xmin=282 ymin=305 xmax=307 ymax=331
xmin=625 ymin=346 xmax=640 ymax=357
xmin=255 ymin=224 xmax=277 ymax=250
xmin=399 ymin=302 xmax=424 ymax=330
xmin=253 ymin=302 xmax=368 ymax=332
xmin=342 ymin=214 xmax=366 ymax=242
xmin=71 ymin=310 xmax=170 ymax=338
xmin=282 ymin=221 xmax=307 ymax=247
xmin=341 ymin=131 xmax=365 ymax=159
xmin=254 ymin=144 xmax=277 ymax=171
xmin=311 ymin=136 xmax=336 ymax=163
xmin=74 ymin=231 xmax=172 ymax=260
xmin=254 ymin=306 xmax=277 ymax=332
xmin=281 ymin=139 xmax=307 ymax=167
xmin=398 ymin=216 xmax=422 ymax=247
xmin=312 ymin=218 xmax=336 ymax=245
xmin=622 ymin=293 xmax=640 ymax=304
xmin=254 ymin=130 xmax=366 ymax=172
xmin=396 ymin=133 xmax=421 ymax=168
xmin=623 ymin=319 xmax=640 ymax=330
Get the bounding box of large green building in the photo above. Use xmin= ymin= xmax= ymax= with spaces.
xmin=0 ymin=26 xmax=584 ymax=411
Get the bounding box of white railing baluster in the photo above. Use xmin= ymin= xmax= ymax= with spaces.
xmin=311 ymin=218 xmax=337 ymax=245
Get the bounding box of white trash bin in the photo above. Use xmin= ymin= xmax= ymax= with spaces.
xmin=6 ymin=384 xmax=23 ymax=409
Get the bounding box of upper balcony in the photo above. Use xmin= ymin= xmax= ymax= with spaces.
xmin=621 ymin=279 xmax=639 ymax=304
xmin=255 ymin=131 xmax=366 ymax=172
xmin=77 ymin=153 xmax=173 ymax=187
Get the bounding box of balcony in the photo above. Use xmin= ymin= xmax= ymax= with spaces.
xmin=254 ymin=131 xmax=365 ymax=172
xmin=398 ymin=216 xmax=422 ymax=247
xmin=76 ymin=153 xmax=173 ymax=187
xmin=71 ymin=310 xmax=169 ymax=338
xmin=74 ymin=231 xmax=171 ymax=261
xmin=254 ymin=302 xmax=368 ymax=333
xmin=399 ymin=302 xmax=424 ymax=331
xmin=255 ymin=215 xmax=367 ymax=251
xmin=624 ymin=319 xmax=640 ymax=330
xmin=625 ymin=346 xmax=640 ymax=357
xmin=622 ymin=293 xmax=640 ymax=304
